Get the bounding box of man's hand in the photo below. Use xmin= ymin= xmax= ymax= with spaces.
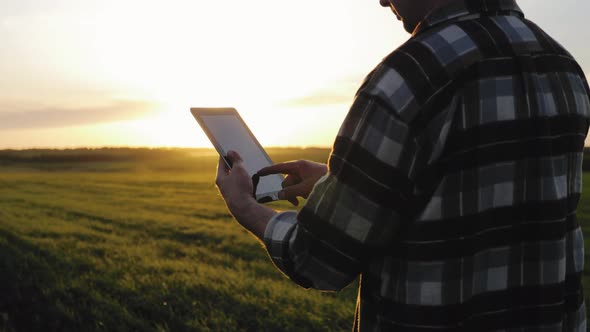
xmin=215 ymin=150 xmax=276 ymax=241
xmin=257 ymin=160 xmax=328 ymax=206
xmin=215 ymin=151 xmax=256 ymax=214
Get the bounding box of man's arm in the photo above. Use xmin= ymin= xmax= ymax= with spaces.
xmin=262 ymin=87 xmax=419 ymax=290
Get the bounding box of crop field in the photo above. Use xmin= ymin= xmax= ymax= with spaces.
xmin=0 ymin=148 xmax=588 ymax=332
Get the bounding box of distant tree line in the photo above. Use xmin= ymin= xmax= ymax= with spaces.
xmin=0 ymin=147 xmax=589 ymax=171
xmin=0 ymin=148 xmax=202 ymax=163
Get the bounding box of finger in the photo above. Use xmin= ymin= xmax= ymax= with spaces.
xmin=215 ymin=156 xmax=229 ymax=186
xmin=257 ymin=161 xmax=300 ymax=176
xmin=288 ymin=197 xmax=299 ymax=206
xmin=278 ymin=182 xmax=308 ymax=201
xmin=226 ymin=150 xmax=244 ymax=166
xmin=281 ymin=174 xmax=300 ymax=188
xmin=278 ymin=187 xmax=300 ymax=202
xmin=218 ymin=156 xmax=230 ymax=172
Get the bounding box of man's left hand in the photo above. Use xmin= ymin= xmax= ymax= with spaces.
xmin=214 ymin=150 xmax=277 ymax=241
xmin=215 ymin=150 xmax=257 ymax=214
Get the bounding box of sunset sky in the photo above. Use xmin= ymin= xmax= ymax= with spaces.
xmin=0 ymin=0 xmax=589 ymax=149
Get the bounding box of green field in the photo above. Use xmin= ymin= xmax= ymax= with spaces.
xmin=0 ymin=148 xmax=589 ymax=331
xmin=0 ymin=148 xmax=358 ymax=332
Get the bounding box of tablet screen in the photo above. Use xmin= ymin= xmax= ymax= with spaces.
xmin=194 ymin=110 xmax=283 ymax=202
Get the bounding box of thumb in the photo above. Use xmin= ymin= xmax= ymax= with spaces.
xmin=226 ymin=150 xmax=243 ymax=166
xmin=278 ymin=188 xmax=297 ymax=204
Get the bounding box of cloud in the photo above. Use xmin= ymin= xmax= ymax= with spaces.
xmin=0 ymin=100 xmax=159 ymax=130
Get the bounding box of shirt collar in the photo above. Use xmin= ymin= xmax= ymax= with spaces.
xmin=412 ymin=0 xmax=524 ymax=36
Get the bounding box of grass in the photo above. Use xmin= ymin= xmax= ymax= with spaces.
xmin=0 ymin=148 xmax=588 ymax=331
xmin=0 ymin=148 xmax=357 ymax=332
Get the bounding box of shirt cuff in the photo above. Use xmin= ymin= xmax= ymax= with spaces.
xmin=264 ymin=210 xmax=298 ymax=274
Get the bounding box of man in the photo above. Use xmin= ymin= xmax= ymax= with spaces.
xmin=215 ymin=0 xmax=590 ymax=330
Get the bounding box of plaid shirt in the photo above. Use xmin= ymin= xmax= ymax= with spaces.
xmin=264 ymin=0 xmax=590 ymax=330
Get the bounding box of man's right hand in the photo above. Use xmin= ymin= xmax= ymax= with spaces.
xmin=257 ymin=160 xmax=328 ymax=206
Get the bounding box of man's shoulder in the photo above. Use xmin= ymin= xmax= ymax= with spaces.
xmin=356 ymin=22 xmax=482 ymax=123
xmin=359 ymin=15 xmax=587 ymax=123
xmin=379 ymin=13 xmax=580 ymax=76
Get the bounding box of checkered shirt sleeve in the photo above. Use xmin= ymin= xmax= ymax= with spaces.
xmin=264 ymin=78 xmax=419 ymax=290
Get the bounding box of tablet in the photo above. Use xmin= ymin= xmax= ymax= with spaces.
xmin=190 ymin=107 xmax=284 ymax=203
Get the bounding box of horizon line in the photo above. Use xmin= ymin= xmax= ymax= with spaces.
xmin=1 ymin=145 xmax=589 ymax=152
xmin=0 ymin=145 xmax=334 ymax=151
